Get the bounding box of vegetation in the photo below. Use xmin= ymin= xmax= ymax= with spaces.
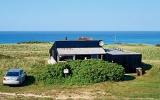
xmin=36 ymin=60 xmax=124 ymax=85
xmin=156 ymin=44 xmax=160 ymax=47
xmin=0 ymin=54 xmax=13 ymax=59
xmin=0 ymin=43 xmax=160 ymax=99
xmin=17 ymin=41 xmax=50 ymax=44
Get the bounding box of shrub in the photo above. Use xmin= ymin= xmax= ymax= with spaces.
xmin=0 ymin=54 xmax=13 ymax=59
xmin=36 ymin=60 xmax=125 ymax=85
xmin=17 ymin=41 xmax=49 ymax=44
xmin=156 ymin=44 xmax=160 ymax=47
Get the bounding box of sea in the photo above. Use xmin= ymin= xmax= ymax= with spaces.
xmin=0 ymin=31 xmax=160 ymax=45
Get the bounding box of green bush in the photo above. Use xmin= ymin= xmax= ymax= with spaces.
xmin=156 ymin=44 xmax=160 ymax=47
xmin=0 ymin=54 xmax=13 ymax=59
xmin=17 ymin=41 xmax=49 ymax=44
xmin=36 ymin=60 xmax=125 ymax=85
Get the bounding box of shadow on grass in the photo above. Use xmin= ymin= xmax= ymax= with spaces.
xmin=141 ymin=62 xmax=152 ymax=71
xmin=141 ymin=62 xmax=152 ymax=74
xmin=123 ymin=62 xmax=152 ymax=81
xmin=123 ymin=75 xmax=136 ymax=81
xmin=23 ymin=75 xmax=36 ymax=86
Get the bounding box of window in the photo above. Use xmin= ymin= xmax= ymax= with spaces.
xmin=6 ymin=72 xmax=19 ymax=76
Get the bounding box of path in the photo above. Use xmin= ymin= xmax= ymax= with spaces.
xmin=0 ymin=90 xmax=114 ymax=100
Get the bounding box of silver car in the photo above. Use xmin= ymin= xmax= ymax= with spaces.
xmin=3 ymin=68 xmax=26 ymax=85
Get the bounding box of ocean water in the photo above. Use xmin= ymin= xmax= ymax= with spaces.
xmin=0 ymin=31 xmax=160 ymax=45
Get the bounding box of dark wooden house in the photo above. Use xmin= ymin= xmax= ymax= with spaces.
xmin=49 ymin=40 xmax=106 ymax=62
xmin=104 ymin=49 xmax=142 ymax=72
xmin=49 ymin=40 xmax=142 ymax=72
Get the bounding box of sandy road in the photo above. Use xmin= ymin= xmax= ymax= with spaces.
xmin=0 ymin=91 xmax=109 ymax=100
xmin=0 ymin=92 xmax=52 ymax=99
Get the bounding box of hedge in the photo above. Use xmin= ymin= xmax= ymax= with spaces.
xmin=36 ymin=60 xmax=125 ymax=85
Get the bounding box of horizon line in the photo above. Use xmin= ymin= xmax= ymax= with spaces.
xmin=0 ymin=31 xmax=160 ymax=32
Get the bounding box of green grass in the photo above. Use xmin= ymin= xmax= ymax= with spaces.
xmin=0 ymin=43 xmax=160 ymax=99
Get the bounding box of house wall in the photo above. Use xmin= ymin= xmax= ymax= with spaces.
xmin=54 ymin=54 xmax=103 ymax=62
xmin=104 ymin=54 xmax=142 ymax=72
xmin=50 ymin=40 xmax=105 ymax=62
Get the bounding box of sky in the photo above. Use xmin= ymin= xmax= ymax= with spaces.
xmin=0 ymin=0 xmax=160 ymax=31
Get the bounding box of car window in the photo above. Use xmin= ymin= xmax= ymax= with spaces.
xmin=6 ymin=72 xmax=19 ymax=76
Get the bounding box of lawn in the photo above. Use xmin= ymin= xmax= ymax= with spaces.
xmin=0 ymin=43 xmax=160 ymax=99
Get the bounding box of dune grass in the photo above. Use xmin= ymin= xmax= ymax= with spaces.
xmin=0 ymin=43 xmax=160 ymax=99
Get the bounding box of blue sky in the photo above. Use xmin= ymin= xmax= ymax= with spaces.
xmin=0 ymin=0 xmax=160 ymax=31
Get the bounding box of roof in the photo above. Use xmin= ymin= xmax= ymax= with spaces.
xmin=53 ymin=40 xmax=103 ymax=48
xmin=57 ymin=47 xmax=106 ymax=55
xmin=8 ymin=68 xmax=22 ymax=72
xmin=105 ymin=49 xmax=141 ymax=55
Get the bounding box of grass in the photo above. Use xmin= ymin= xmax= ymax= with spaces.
xmin=17 ymin=41 xmax=50 ymax=44
xmin=0 ymin=43 xmax=160 ymax=99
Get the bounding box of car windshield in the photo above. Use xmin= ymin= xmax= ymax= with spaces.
xmin=6 ymin=72 xmax=19 ymax=76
